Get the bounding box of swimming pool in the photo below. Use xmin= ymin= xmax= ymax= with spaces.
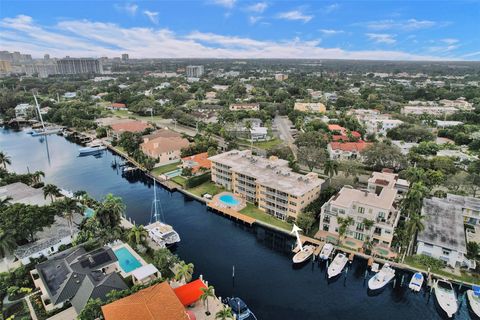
xmin=219 ymin=194 xmax=240 ymax=206
xmin=114 ymin=247 xmax=142 ymax=273
xmin=84 ymin=207 xmax=95 ymax=218
xmin=164 ymin=168 xmax=182 ymax=178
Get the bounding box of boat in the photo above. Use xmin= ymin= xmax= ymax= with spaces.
xmin=290 ymin=224 xmax=314 ymax=264
xmin=467 ymin=286 xmax=480 ymax=318
xmin=408 ymin=272 xmax=424 ymax=292
xmin=368 ymin=263 xmax=396 ymax=290
xmin=319 ymin=243 xmax=334 ymax=260
xmin=31 ymin=127 xmax=62 ymax=136
xmin=145 ymin=180 xmax=180 ymax=246
xmin=327 ymin=253 xmax=349 ymax=278
xmin=79 ymin=144 xmax=107 ymax=156
xmin=433 ymin=279 xmax=458 ymax=318
xmin=224 ymin=297 xmax=256 ymax=320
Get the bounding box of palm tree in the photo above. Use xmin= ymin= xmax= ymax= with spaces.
xmin=400 ymin=182 xmax=428 ymax=217
xmin=405 ymin=213 xmax=426 ymax=255
xmin=215 ymin=306 xmax=234 ymax=320
xmin=0 ymin=229 xmax=16 ymax=259
xmin=337 ymin=216 xmax=354 ymax=245
xmin=244 ymin=120 xmax=253 ymax=150
xmin=43 ymin=184 xmax=61 ymax=202
xmin=96 ymin=194 xmax=125 ymax=229
xmin=362 ymin=218 xmax=375 ymax=231
xmin=0 ymin=151 xmax=11 ymax=169
xmin=30 ymin=170 xmax=45 ymax=185
xmin=200 ymin=285 xmax=215 ymax=316
xmin=128 ymin=225 xmax=148 ymax=245
xmin=174 ymin=260 xmax=194 ymax=283
xmin=58 ymin=198 xmax=79 ymax=236
xmin=0 ymin=196 xmax=12 ymax=209
xmin=323 ymin=160 xmax=339 ymax=180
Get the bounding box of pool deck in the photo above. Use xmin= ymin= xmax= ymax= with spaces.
xmin=110 ymin=242 xmax=148 ymax=278
xmin=207 ymin=201 xmax=256 ymax=225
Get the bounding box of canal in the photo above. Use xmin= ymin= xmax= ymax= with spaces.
xmin=0 ymin=128 xmax=474 ymax=320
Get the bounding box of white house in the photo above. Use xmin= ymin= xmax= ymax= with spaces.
xmin=14 ymin=103 xmax=33 ymax=118
xmin=366 ymin=119 xmax=403 ymax=135
xmin=416 ymin=197 xmax=475 ymax=269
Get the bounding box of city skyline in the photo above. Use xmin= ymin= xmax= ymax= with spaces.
xmin=1 ymin=0 xmax=479 ymax=61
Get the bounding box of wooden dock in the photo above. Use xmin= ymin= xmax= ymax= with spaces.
xmin=207 ymin=202 xmax=256 ymax=225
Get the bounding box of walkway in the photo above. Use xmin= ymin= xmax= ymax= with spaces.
xmin=25 ymin=293 xmax=38 ymax=320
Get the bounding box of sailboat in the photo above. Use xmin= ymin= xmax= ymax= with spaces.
xmin=145 ymin=179 xmax=180 ymax=246
xmin=30 ymin=95 xmax=62 ymax=136
xmin=291 ymin=224 xmax=315 ymax=264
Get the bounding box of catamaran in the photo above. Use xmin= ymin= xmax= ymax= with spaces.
xmin=408 ymin=272 xmax=424 ymax=292
xmin=467 ymin=285 xmax=480 ymax=318
xmin=327 ymin=253 xmax=349 ymax=278
xmin=30 ymin=95 xmax=63 ymax=136
xmin=368 ymin=263 xmax=396 ymax=290
xmin=145 ymin=179 xmax=180 ymax=246
xmin=318 ymin=243 xmax=334 ymax=260
xmin=433 ymin=279 xmax=458 ymax=318
xmin=291 ymin=224 xmax=315 ymax=264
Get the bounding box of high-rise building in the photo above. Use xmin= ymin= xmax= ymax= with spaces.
xmin=44 ymin=54 xmax=50 ymax=60
xmin=0 ymin=60 xmax=12 ymax=73
xmin=56 ymin=58 xmax=103 ymax=75
xmin=121 ymin=53 xmax=129 ymax=61
xmin=186 ymin=65 xmax=204 ymax=78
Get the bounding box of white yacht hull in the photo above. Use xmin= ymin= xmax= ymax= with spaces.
xmin=327 ymin=253 xmax=348 ymax=278
xmin=434 ymin=281 xmax=458 ymax=318
xmin=319 ymin=243 xmax=333 ymax=260
xmin=292 ymin=245 xmax=315 ymax=264
xmin=467 ymin=290 xmax=480 ymax=318
xmin=368 ymin=264 xmax=396 ymax=290
xmin=408 ymin=272 xmax=424 ymax=292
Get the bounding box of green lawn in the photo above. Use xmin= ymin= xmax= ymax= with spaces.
xmin=240 ymin=203 xmax=292 ymax=231
xmin=188 ymin=181 xmax=224 ymax=197
xmin=253 ymin=138 xmax=283 ymax=149
xmin=151 ymin=162 xmax=181 ymax=175
xmin=171 ymin=176 xmax=187 ymax=187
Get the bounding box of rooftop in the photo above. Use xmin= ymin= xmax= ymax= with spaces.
xmin=143 ymin=129 xmax=183 ymax=142
xmin=446 ymin=193 xmax=480 ymax=212
xmin=101 ymin=281 xmax=188 ymax=320
xmin=110 ymin=120 xmax=152 ymax=134
xmin=141 ymin=136 xmax=190 ymax=156
xmin=182 ymin=152 xmax=211 ymax=173
xmin=209 ymin=150 xmax=323 ymax=196
xmin=0 ymin=182 xmax=51 ymax=206
xmin=330 ymin=186 xmax=397 ymax=211
xmin=417 ymin=197 xmax=466 ymax=253
xmin=329 ymin=141 xmax=371 ymax=152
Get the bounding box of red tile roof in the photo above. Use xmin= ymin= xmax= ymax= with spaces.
xmin=329 ymin=141 xmax=371 ymax=152
xmin=328 ymin=124 xmax=345 ymax=132
xmin=111 ymin=103 xmax=127 ymax=108
xmin=110 ymin=121 xmax=152 ymax=134
xmin=181 ymin=152 xmax=211 ymax=173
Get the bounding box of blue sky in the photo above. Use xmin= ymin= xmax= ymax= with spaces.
xmin=1 ymin=0 xmax=479 ymax=60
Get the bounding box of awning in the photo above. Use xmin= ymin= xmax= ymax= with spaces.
xmin=173 ymin=279 xmax=207 ymax=306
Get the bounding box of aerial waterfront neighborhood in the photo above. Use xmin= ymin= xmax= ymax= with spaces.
xmin=0 ymin=1 xmax=480 ymax=320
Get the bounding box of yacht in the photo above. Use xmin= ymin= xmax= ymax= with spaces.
xmin=30 ymin=127 xmax=63 ymax=136
xmin=79 ymin=143 xmax=107 ymax=156
xmin=368 ymin=263 xmax=396 ymax=290
xmin=467 ymin=286 xmax=480 ymax=318
xmin=145 ymin=180 xmax=180 ymax=246
xmin=408 ymin=272 xmax=424 ymax=292
xmin=319 ymin=243 xmax=334 ymax=260
xmin=327 ymin=253 xmax=349 ymax=278
xmin=292 ymin=245 xmax=315 ymax=264
xmin=224 ymin=297 xmax=256 ymax=320
xmin=434 ymin=279 xmax=458 ymax=318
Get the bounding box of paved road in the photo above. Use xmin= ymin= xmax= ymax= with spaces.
xmin=273 ymin=115 xmax=298 ymax=158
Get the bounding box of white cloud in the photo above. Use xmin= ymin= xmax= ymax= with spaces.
xmin=324 ymin=3 xmax=339 ymax=13
xmin=441 ymin=38 xmax=458 ymax=45
xmin=277 ymin=10 xmax=313 ymax=23
xmin=211 ymin=0 xmax=236 ymax=8
xmin=366 ymin=33 xmax=396 ymax=44
xmin=247 ymin=2 xmax=268 ymax=13
xmin=115 ymin=3 xmax=138 ymax=15
xmin=319 ymin=29 xmax=344 ymax=35
xmin=0 ymin=15 xmax=456 ymax=61
xmin=143 ymin=10 xmax=159 ymax=24
xmin=364 ymin=18 xmax=438 ymax=31
xmin=249 ymin=16 xmax=263 ymax=25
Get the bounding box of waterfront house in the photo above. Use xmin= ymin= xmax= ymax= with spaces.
xmin=14 ymin=103 xmax=33 ymax=118
xmin=142 ymin=128 xmax=183 ymax=143
xmin=319 ymin=185 xmax=399 ymax=248
xmin=110 ymin=120 xmax=152 ymax=138
xmin=229 ymin=103 xmax=260 ymax=111
xmin=181 ymin=152 xmax=211 ymax=175
xmin=294 ymin=102 xmax=326 ymax=113
xmin=14 ymin=213 xmax=83 ymax=265
xmin=209 ymin=150 xmax=324 ymax=220
xmin=141 ymin=136 xmax=190 ymax=165
xmin=31 ymin=246 xmax=127 ymax=314
xmin=416 ymin=197 xmax=475 ymax=269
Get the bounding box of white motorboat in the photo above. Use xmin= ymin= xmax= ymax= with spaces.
xmin=408 ymin=272 xmax=424 ymax=292
xmin=146 ymin=180 xmax=180 ymax=246
xmin=79 ymin=144 xmax=107 ymax=155
xmin=31 ymin=127 xmax=63 ymax=136
xmin=319 ymin=243 xmax=334 ymax=260
xmin=327 ymin=253 xmax=348 ymax=278
xmin=467 ymin=286 xmax=480 ymax=318
xmin=434 ymin=279 xmax=458 ymax=318
xmin=368 ymin=263 xmax=396 ymax=290
xmin=224 ymin=297 xmax=256 ymax=320
xmin=292 ymin=245 xmax=315 ymax=264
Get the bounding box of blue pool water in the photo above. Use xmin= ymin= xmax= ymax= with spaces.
xmin=84 ymin=207 xmax=95 ymax=218
xmin=114 ymin=247 xmax=142 ymax=273
xmin=219 ymin=194 xmax=240 ymax=206
xmin=164 ymin=168 xmax=182 ymax=178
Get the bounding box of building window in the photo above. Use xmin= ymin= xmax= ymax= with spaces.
xmin=358 ymin=207 xmax=365 ymax=214
xmin=442 ymin=249 xmax=450 ymax=256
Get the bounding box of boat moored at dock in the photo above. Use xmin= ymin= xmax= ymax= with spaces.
xmin=433 ymin=279 xmax=458 ymax=318
xmin=318 ymin=243 xmax=334 ymax=260
xmin=79 ymin=143 xmax=107 ymax=156
xmin=327 ymin=253 xmax=348 ymax=279
xmin=467 ymin=286 xmax=480 ymax=318
xmin=368 ymin=263 xmax=396 ymax=291
xmin=408 ymin=272 xmax=424 ymax=292
xmin=291 ymin=224 xmax=315 ymax=264
xmin=224 ymin=297 xmax=256 ymax=320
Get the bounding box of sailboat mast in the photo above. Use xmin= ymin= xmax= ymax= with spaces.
xmin=33 ymin=94 xmax=45 ymax=130
xmin=153 ymin=179 xmax=158 ymax=221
